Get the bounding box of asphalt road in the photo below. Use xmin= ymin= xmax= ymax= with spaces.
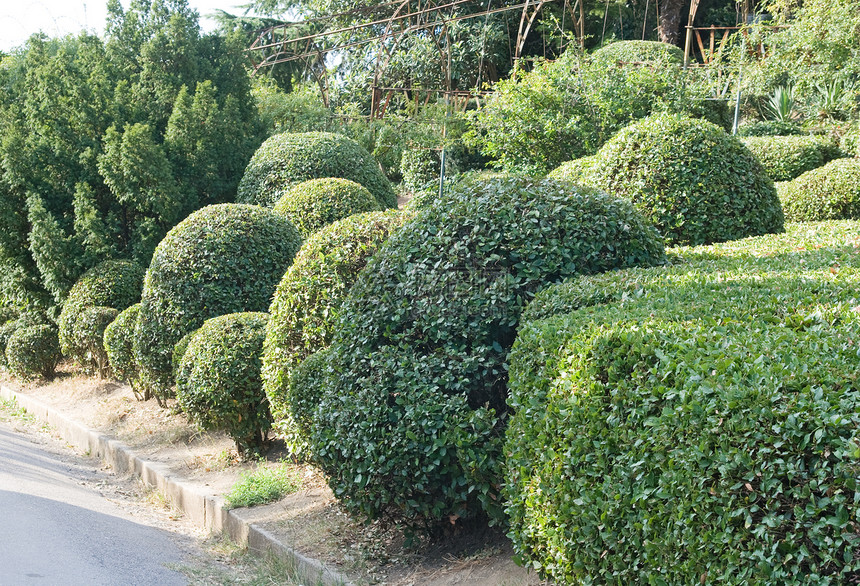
xmin=0 ymin=422 xmax=191 ymax=585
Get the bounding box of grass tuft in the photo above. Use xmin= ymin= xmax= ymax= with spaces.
xmin=226 ymin=462 xmax=302 ymax=509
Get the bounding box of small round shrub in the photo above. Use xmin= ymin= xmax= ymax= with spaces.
xmin=134 ymin=204 xmax=302 ymax=400
xmin=583 ymin=113 xmax=784 ymax=245
xmin=6 ymin=324 xmax=61 ymax=380
xmin=311 ymin=175 xmax=665 ymax=526
xmin=546 ymin=155 xmax=597 ymax=182
xmin=175 ymin=312 xmax=271 ymax=455
xmin=778 ymin=158 xmax=860 ymax=221
xmin=272 ymin=178 xmax=381 ymax=237
xmin=742 ymin=135 xmax=843 ymax=181
xmin=104 ymin=303 xmax=141 ymax=392
xmin=262 ymin=210 xmax=407 ymax=450
xmin=58 ymin=260 xmax=144 ymax=370
xmin=237 ymin=132 xmax=397 ymax=209
xmin=0 ymin=311 xmax=48 ymax=370
xmin=286 ymin=348 xmax=332 ymax=446
xmin=75 ymin=306 xmax=118 ymax=377
xmin=841 ymin=122 xmax=860 ymax=157
xmin=737 ymin=120 xmax=805 ymax=137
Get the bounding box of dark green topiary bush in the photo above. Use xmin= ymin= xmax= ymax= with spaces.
xmin=506 ymin=222 xmax=860 ymax=584
xmin=778 ymin=158 xmax=860 ymax=221
xmin=272 ymin=178 xmax=381 ymax=237
xmin=75 ymin=306 xmax=118 ymax=377
xmin=171 ymin=329 xmax=198 ymax=381
xmin=546 ymin=156 xmax=597 ymax=182
xmin=104 ymin=303 xmax=143 ymax=396
xmin=0 ymin=311 xmax=48 ymax=370
xmin=175 ymin=312 xmax=271 ymax=455
xmin=400 ymin=148 xmax=441 ymax=193
xmin=6 ymin=324 xmax=61 ymax=380
xmin=134 ymin=204 xmax=302 ymax=401
xmin=236 ymin=132 xmax=397 ymax=209
xmin=286 ymin=347 xmax=333 ymax=448
xmin=262 ymin=210 xmax=407 ymax=451
xmin=311 ymin=175 xmax=665 ymax=526
xmin=742 ymin=135 xmax=843 ymax=181
xmin=58 ymin=260 xmax=144 ymax=371
xmin=582 ymin=113 xmax=784 ymax=245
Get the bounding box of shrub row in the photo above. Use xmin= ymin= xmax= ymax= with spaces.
xmin=506 ymin=221 xmax=860 ymax=584
xmin=778 ymin=158 xmax=860 ymax=222
xmin=741 ymin=134 xmax=843 ymax=181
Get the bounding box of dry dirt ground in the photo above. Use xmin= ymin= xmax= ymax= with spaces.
xmin=4 ymin=365 xmax=543 ymax=586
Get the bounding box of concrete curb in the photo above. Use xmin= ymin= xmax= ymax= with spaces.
xmin=0 ymin=384 xmax=352 ymax=586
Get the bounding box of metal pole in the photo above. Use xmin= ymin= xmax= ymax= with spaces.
xmin=732 ymin=34 xmax=746 ymax=135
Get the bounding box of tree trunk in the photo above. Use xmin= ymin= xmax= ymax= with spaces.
xmin=658 ymin=0 xmax=687 ymax=46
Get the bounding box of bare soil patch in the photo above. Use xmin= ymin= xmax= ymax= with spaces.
xmin=4 ymin=365 xmax=543 ymax=585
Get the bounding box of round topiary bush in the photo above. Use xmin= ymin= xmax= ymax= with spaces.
xmin=104 ymin=303 xmax=143 ymax=395
xmin=285 ymin=347 xmax=333 ymax=447
xmin=546 ymin=155 xmax=597 ymax=182
xmin=0 ymin=311 xmax=48 ymax=370
xmin=175 ymin=312 xmax=271 ymax=455
xmin=134 ymin=204 xmax=302 ymax=401
xmin=58 ymin=260 xmax=144 ymax=371
xmin=737 ymin=120 xmax=805 ymax=137
xmin=237 ymin=132 xmax=397 ymax=209
xmin=272 ymin=178 xmax=381 ymax=237
xmin=6 ymin=324 xmax=61 ymax=380
xmin=262 ymin=210 xmax=407 ymax=450
xmin=75 ymin=306 xmax=118 ymax=377
xmin=778 ymin=158 xmax=860 ymax=221
xmin=582 ymin=113 xmax=784 ymax=245
xmin=311 ymin=175 xmax=666 ymax=526
xmin=742 ymin=135 xmax=843 ymax=181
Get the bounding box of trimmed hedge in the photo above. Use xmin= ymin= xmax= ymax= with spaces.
xmin=58 ymin=260 xmax=144 ymax=371
xmin=236 ymin=132 xmax=397 ymax=209
xmin=778 ymin=158 xmax=860 ymax=222
xmin=841 ymin=122 xmax=860 ymax=157
xmin=506 ymin=221 xmax=860 ymax=584
xmin=311 ymin=175 xmax=665 ymax=526
xmin=0 ymin=312 xmax=48 ymax=370
xmin=590 ymin=40 xmax=683 ymax=66
xmin=546 ymin=156 xmax=597 ymax=183
xmin=176 ymin=312 xmax=271 ymax=455
xmin=272 ymin=178 xmax=381 ymax=237
xmin=104 ymin=303 xmax=142 ymax=394
xmin=401 ymin=148 xmax=440 ymax=193
xmin=262 ymin=210 xmax=407 ymax=452
xmin=737 ymin=120 xmax=805 ymax=137
xmin=6 ymin=324 xmax=61 ymax=380
xmin=286 ymin=347 xmax=333 ymax=449
xmin=134 ymin=204 xmax=301 ymax=400
xmin=742 ymin=135 xmax=843 ymax=181
xmin=582 ymin=113 xmax=784 ymax=245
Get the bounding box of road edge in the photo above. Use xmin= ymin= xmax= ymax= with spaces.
xmin=0 ymin=384 xmax=352 ymax=586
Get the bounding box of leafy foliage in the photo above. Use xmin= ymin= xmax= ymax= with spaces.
xmin=226 ymin=462 xmax=303 ymax=508
xmin=581 ymin=113 xmax=784 ymax=245
xmin=237 ymin=132 xmax=397 ymax=209
xmin=506 ymin=221 xmax=860 ymax=584
xmin=841 ymin=121 xmax=860 ymax=157
xmin=272 ymin=178 xmax=381 ymax=237
xmin=58 ymin=260 xmax=144 ymax=371
xmin=262 ymin=210 xmax=406 ymax=451
xmin=742 ymin=135 xmax=844 ymax=182
xmin=103 ymin=303 xmax=141 ymax=391
xmin=470 ymin=42 xmax=721 ymax=175
xmin=284 ymin=348 xmax=333 ymax=454
xmin=311 ymin=175 xmax=665 ymax=526
xmin=0 ymin=312 xmax=49 ymax=370
xmin=737 ymin=120 xmax=806 ymax=137
xmin=134 ymin=204 xmax=301 ymax=400
xmin=6 ymin=325 xmax=61 ymax=380
xmin=74 ymin=306 xmax=119 ymax=377
xmin=778 ymin=158 xmax=860 ymax=222
xmin=400 ymin=148 xmax=441 ymax=194
xmin=176 ymin=312 xmax=272 ymax=455
xmin=546 ymin=156 xmax=597 ymax=182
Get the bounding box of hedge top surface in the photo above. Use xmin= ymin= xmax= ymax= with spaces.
xmin=741 ymin=134 xmax=843 ymax=182
xmin=311 ymin=175 xmax=665 ymax=524
xmin=272 ymin=177 xmax=382 ymax=237
xmin=585 ymin=113 xmax=784 ymax=245
xmin=546 ymin=156 xmax=597 ymax=183
xmin=590 ymin=40 xmax=684 ymax=66
xmin=236 ymin=132 xmax=397 ymax=209
xmin=135 ymin=203 xmax=302 ymax=396
xmin=778 ymin=157 xmax=860 ymax=222
xmin=506 ymin=221 xmax=860 ymax=583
